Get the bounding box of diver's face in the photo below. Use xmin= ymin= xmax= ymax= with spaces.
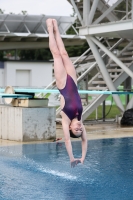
xmin=69 ymin=120 xmax=83 ymax=136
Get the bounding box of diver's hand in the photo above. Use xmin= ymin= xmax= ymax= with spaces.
xmin=71 ymin=159 xmax=81 ymax=168
xmin=79 ymin=158 xmax=84 ymax=164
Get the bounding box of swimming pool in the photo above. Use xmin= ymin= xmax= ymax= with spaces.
xmin=0 ymin=138 xmax=133 ymax=200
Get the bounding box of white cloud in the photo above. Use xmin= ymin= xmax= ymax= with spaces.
xmin=0 ymin=0 xmax=73 ymax=16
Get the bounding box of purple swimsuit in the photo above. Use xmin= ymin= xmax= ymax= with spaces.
xmin=58 ymin=74 xmax=83 ymax=121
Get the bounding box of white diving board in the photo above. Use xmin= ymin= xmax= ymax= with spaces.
xmin=9 ymin=88 xmax=133 ymax=95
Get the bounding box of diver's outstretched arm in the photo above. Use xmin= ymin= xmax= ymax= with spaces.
xmin=62 ymin=119 xmax=81 ymax=167
xmin=80 ymin=125 xmax=87 ymax=163
xmin=62 ymin=119 xmax=74 ymax=161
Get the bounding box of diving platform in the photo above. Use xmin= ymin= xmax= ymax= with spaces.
xmin=0 ymin=14 xmax=85 ymax=50
xmin=79 ymin=19 xmax=133 ymax=39
xmin=0 ymin=105 xmax=56 ymax=142
xmin=0 ymin=86 xmax=56 ymax=142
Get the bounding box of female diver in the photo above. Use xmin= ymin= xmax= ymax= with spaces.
xmin=46 ymin=19 xmax=87 ymax=167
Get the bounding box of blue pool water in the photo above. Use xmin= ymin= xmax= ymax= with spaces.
xmin=1 ymin=138 xmax=133 ymax=200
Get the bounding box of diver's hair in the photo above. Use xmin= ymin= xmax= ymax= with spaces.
xmin=69 ymin=130 xmax=81 ymax=138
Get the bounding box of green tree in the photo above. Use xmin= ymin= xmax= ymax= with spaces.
xmin=66 ymin=42 xmax=89 ymax=57
xmin=18 ymin=48 xmax=52 ymax=61
xmin=0 ymin=9 xmax=5 ymax=14
xmin=0 ymin=51 xmax=4 ymax=60
xmin=21 ymin=11 xmax=28 ymax=15
xmin=115 ymin=1 xmax=130 ymax=19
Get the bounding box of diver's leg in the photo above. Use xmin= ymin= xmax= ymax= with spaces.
xmin=46 ymin=19 xmax=67 ymax=89
xmin=52 ymin=19 xmax=77 ymax=84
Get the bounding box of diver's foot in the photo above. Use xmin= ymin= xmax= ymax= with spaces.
xmin=52 ymin=19 xmax=59 ymax=33
xmin=46 ymin=18 xmax=53 ymax=33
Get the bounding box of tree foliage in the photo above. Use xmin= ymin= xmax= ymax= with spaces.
xmin=114 ymin=1 xmax=127 ymax=19
xmin=0 ymin=51 xmax=4 ymax=60
xmin=66 ymin=42 xmax=89 ymax=57
xmin=0 ymin=9 xmax=5 ymax=14
xmin=18 ymin=42 xmax=89 ymax=61
xmin=18 ymin=48 xmax=52 ymax=61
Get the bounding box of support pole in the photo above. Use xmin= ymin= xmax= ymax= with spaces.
xmin=83 ymin=0 xmax=90 ymax=26
xmin=90 ymin=36 xmax=133 ymax=79
xmin=85 ymin=74 xmax=88 ymax=104
xmin=126 ymin=95 xmax=133 ymax=110
xmin=126 ymin=0 xmax=128 ymax=19
xmin=124 ymin=76 xmax=131 ymax=106
xmin=15 ymin=49 xmax=17 ymax=60
xmin=70 ymin=0 xmax=83 ymax=26
xmin=88 ymin=0 xmax=99 ymax=25
xmin=86 ymin=36 xmax=124 ymax=112
xmin=102 ymin=100 xmax=105 ymax=122
xmin=132 ymin=0 xmax=133 ymax=20
xmin=96 ymin=108 xmax=98 ymax=120
xmin=93 ymin=0 xmax=123 ymax=24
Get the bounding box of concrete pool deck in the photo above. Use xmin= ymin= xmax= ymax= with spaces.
xmin=0 ymin=122 xmax=133 ymax=146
